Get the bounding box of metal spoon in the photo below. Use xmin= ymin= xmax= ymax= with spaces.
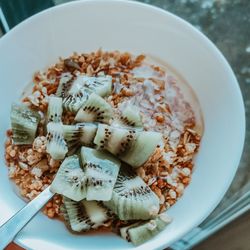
xmin=0 ymin=186 xmax=54 ymax=249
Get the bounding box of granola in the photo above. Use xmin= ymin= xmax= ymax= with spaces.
xmin=4 ymin=50 xmax=202 ymax=221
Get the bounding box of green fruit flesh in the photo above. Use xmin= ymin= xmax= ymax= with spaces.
xmin=50 ymin=155 xmax=87 ymax=201
xmin=127 ymin=214 xmax=172 ymax=246
xmin=63 ymin=196 xmax=111 ymax=232
xmin=46 ymin=122 xmax=68 ymax=160
xmin=94 ymin=124 xmax=162 ymax=167
xmin=104 ymin=167 xmax=159 ymax=220
xmin=81 ymin=146 xmax=121 ymax=201
xmin=11 ymin=103 xmax=40 ymax=145
xmin=120 ymin=105 xmax=142 ymax=127
xmin=47 ymin=96 xmax=63 ymax=123
xmin=75 ymin=93 xmax=113 ymax=124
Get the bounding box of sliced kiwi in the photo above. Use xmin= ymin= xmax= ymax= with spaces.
xmin=104 ymin=167 xmax=159 ymax=220
xmin=120 ymin=105 xmax=143 ymax=128
xmin=63 ymin=197 xmax=90 ymax=232
xmin=75 ymin=93 xmax=113 ymax=124
xmin=83 ymin=200 xmax=112 ymax=229
xmin=60 ymin=204 xmax=71 ymax=229
xmin=78 ymin=123 xmax=98 ymax=145
xmin=60 ymin=204 xmax=70 ymax=223
xmin=70 ymin=75 xmax=112 ymax=97
xmin=81 ymin=146 xmax=121 ymax=201
xmin=120 ymin=213 xmax=172 ymax=246
xmin=11 ymin=103 xmax=40 ymax=145
xmin=63 ymin=89 xmax=90 ymax=113
xmin=120 ymin=222 xmax=142 ymax=241
xmin=62 ymin=124 xmax=83 ymax=149
xmin=94 ymin=124 xmax=162 ymax=167
xmin=50 ymin=155 xmax=87 ymax=201
xmin=47 ymin=96 xmax=63 ymax=123
xmin=120 ymin=131 xmax=162 ymax=167
xmin=56 ymin=73 xmax=88 ymax=113
xmin=62 ymin=123 xmax=98 ymax=148
xmin=61 ymin=74 xmax=112 ymax=113
xmin=63 ymin=196 xmax=112 ymax=232
xmin=46 ymin=122 xmax=68 ymax=160
xmin=56 ymin=72 xmax=74 ymax=98
xmin=94 ymin=124 xmax=137 ymax=157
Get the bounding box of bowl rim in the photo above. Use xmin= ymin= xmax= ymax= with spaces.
xmin=0 ymin=0 xmax=245 ymax=249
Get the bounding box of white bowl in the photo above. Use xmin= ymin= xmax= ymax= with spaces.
xmin=0 ymin=1 xmax=245 ymax=249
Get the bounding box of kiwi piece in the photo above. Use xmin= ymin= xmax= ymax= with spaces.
xmin=104 ymin=167 xmax=159 ymax=220
xmin=82 ymin=200 xmax=112 ymax=229
xmin=120 ymin=222 xmax=142 ymax=241
xmin=63 ymin=197 xmax=91 ymax=232
xmin=47 ymin=96 xmax=63 ymax=123
xmin=11 ymin=103 xmax=40 ymax=145
xmin=56 ymin=72 xmax=74 ymax=98
xmin=50 ymin=155 xmax=87 ymax=201
xmin=70 ymin=75 xmax=112 ymax=97
xmin=78 ymin=123 xmax=98 ymax=146
xmin=63 ymin=89 xmax=90 ymax=113
xmin=120 ymin=105 xmax=143 ymax=127
xmin=94 ymin=124 xmax=162 ymax=167
xmin=120 ymin=213 xmax=172 ymax=246
xmin=62 ymin=74 xmax=112 ymax=113
xmin=62 ymin=123 xmax=98 ymax=148
xmin=75 ymin=93 xmax=113 ymax=123
xmin=81 ymin=146 xmax=121 ymax=201
xmin=46 ymin=122 xmax=68 ymax=160
xmin=94 ymin=124 xmax=137 ymax=157
xmin=63 ymin=196 xmax=112 ymax=232
xmin=120 ymin=131 xmax=163 ymax=168
xmin=62 ymin=124 xmax=83 ymax=149
xmin=60 ymin=204 xmax=71 ymax=230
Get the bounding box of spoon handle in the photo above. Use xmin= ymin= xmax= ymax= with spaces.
xmin=0 ymin=186 xmax=54 ymax=249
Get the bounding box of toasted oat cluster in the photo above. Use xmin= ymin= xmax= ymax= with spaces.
xmin=4 ymin=50 xmax=201 ymax=221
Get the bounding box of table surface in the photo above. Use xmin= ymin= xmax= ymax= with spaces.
xmin=2 ymin=0 xmax=250 ymax=249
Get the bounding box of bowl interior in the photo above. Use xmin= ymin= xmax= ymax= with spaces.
xmin=0 ymin=1 xmax=245 ymax=250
